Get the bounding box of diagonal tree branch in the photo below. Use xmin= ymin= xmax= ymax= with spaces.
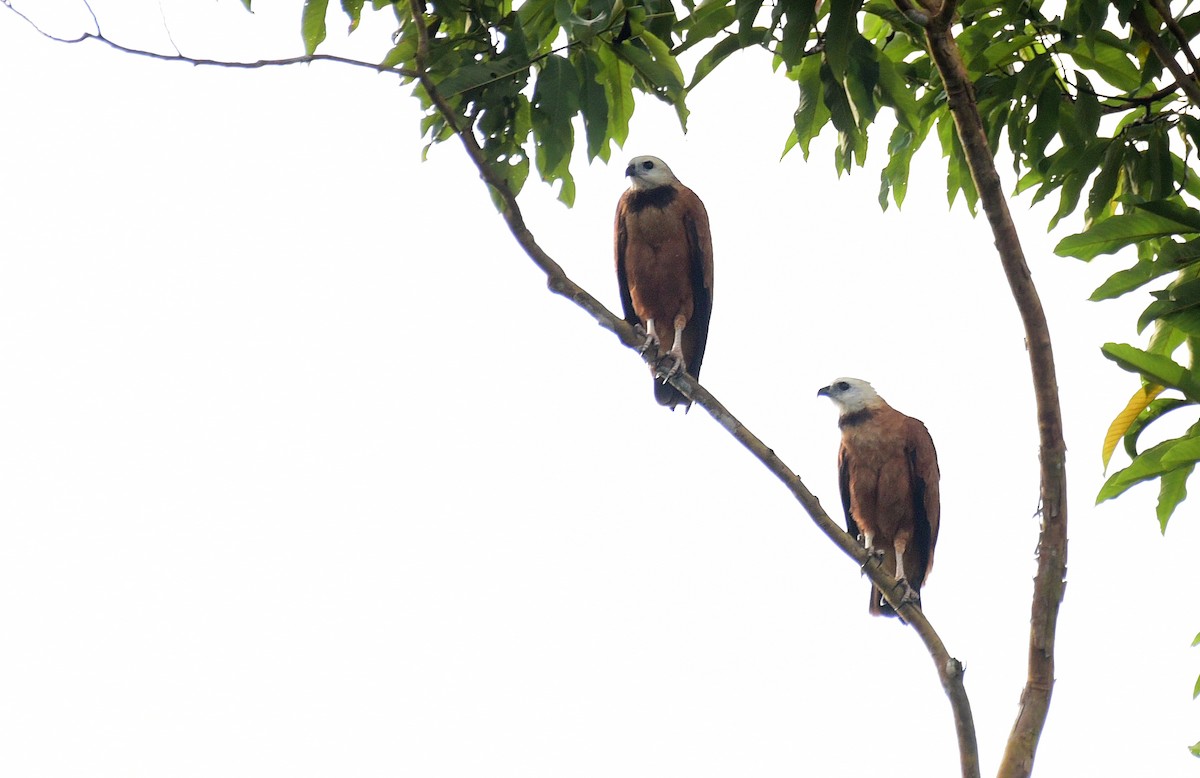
xmin=405 ymin=0 xmax=980 ymax=774
xmin=1149 ymin=0 xmax=1200 ymax=81
xmin=10 ymin=0 xmax=982 ymax=771
xmin=917 ymin=12 xmax=1068 ymax=778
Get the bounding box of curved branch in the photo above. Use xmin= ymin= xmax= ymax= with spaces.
xmin=1 ymin=3 xmax=418 ymax=78
xmin=406 ymin=0 xmax=979 ymax=774
xmin=919 ymin=14 xmax=1068 ymax=778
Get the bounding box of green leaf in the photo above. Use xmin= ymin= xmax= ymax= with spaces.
xmin=576 ymin=50 xmax=609 ymax=161
xmin=1065 ymin=0 xmax=1107 ymax=38
xmin=735 ymin=0 xmax=766 ymax=44
xmin=875 ymin=49 xmax=919 ymax=132
xmin=977 ymin=34 xmax=1041 ymax=72
xmin=1056 ymin=209 xmax=1200 ymax=261
xmin=436 ymin=57 xmax=526 ymax=99
xmin=596 ymin=44 xmax=633 ymax=150
xmin=1148 ymin=317 xmax=1189 ymax=357
xmin=778 ymin=0 xmax=819 ymax=68
xmin=844 ymin=35 xmax=880 ymax=127
xmin=639 ymin=29 xmax=686 ymax=89
xmin=1087 ymin=140 xmax=1125 ymax=222
xmin=1027 ymin=79 xmax=1061 ymax=161
xmin=1192 ymin=631 xmax=1200 ymax=647
xmin=1142 ymin=304 xmax=1200 ymax=338
xmin=1048 ymin=142 xmax=1106 ymax=231
xmin=1163 ymin=238 xmax=1200 ymax=268
xmin=1102 ymin=342 xmax=1200 ymax=402
xmin=1100 ymin=237 xmax=1200 ymax=303
xmin=1098 ymin=421 xmax=1200 ymax=504
xmin=519 ymin=0 xmax=559 ymax=47
xmin=1163 ymin=430 xmax=1200 ymax=467
xmin=1061 ymin=34 xmax=1143 ymax=91
xmin=880 ymin=124 xmax=918 ymax=208
xmin=379 ymin=39 xmax=416 ymax=71
xmin=1147 ymin=124 xmax=1175 ymax=201
xmin=940 ymin=114 xmax=978 ymax=212
xmin=1183 ymin=115 xmax=1200 ymax=156
xmin=1190 ymin=741 xmax=1200 ymax=758
xmin=790 ymin=54 xmax=828 ymax=159
xmin=679 ymin=1 xmax=738 ymax=52
xmin=826 ymin=0 xmax=865 ymax=80
xmin=530 ymin=55 xmax=580 ymax=205
xmin=628 ymin=29 xmax=688 ymax=127
xmin=341 ymin=0 xmax=364 ymax=32
xmin=1158 ymin=463 xmax=1193 ymax=531
xmin=1123 ymin=397 xmax=1193 ymax=460
xmin=863 ymin=0 xmax=924 ymax=40
xmin=553 ymin=0 xmax=611 ymax=43
xmin=690 ymin=33 xmax=761 ymax=90
xmin=1139 ymin=277 xmax=1200 ymax=335
xmin=821 ymin=61 xmax=856 ymax=135
xmin=617 ymin=34 xmax=686 ymax=115
xmin=302 ymin=0 xmax=329 ymax=56
xmin=1137 ymin=200 xmax=1200 ymax=231
xmin=1074 ymin=72 xmax=1101 ymax=138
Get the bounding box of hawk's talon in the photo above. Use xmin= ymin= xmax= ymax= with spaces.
xmin=637 ymin=333 xmax=658 ymax=356
xmin=893 ymin=578 xmax=922 ymax=609
xmin=860 ymin=547 xmax=885 ymax=573
xmin=659 ymin=353 xmax=685 ymax=381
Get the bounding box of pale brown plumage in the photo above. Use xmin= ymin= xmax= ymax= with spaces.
xmin=615 ymin=156 xmax=714 ymax=410
xmin=819 ymin=378 xmax=940 ymax=617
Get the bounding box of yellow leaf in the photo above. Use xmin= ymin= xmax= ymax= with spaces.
xmin=1103 ymin=384 xmax=1164 ymax=470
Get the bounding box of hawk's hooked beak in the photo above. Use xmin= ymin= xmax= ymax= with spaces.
xmin=817 ymin=385 xmax=832 ymax=397
xmin=624 ymin=163 xmax=635 ymax=178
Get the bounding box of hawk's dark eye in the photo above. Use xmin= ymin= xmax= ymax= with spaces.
xmin=836 ymin=381 xmax=850 ymax=392
xmin=642 ymin=160 xmax=654 ymax=170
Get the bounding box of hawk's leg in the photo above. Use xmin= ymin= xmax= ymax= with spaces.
xmin=638 ymin=319 xmax=662 ymax=356
xmin=891 ymin=537 xmax=921 ymax=608
xmin=860 ymin=531 xmax=885 ymax=572
xmin=660 ymin=315 xmax=688 ymax=380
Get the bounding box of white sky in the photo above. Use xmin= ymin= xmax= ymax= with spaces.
xmin=1 ymin=1 xmax=1197 ymax=776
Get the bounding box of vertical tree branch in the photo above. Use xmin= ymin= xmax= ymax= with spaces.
xmin=919 ymin=15 xmax=1068 ymax=778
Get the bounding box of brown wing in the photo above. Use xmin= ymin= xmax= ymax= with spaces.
xmin=903 ymin=417 xmax=940 ymax=590
xmin=837 ymin=443 xmax=858 ymax=540
xmin=614 ymin=193 xmax=638 ymax=325
xmin=678 ymin=185 xmax=713 ymax=381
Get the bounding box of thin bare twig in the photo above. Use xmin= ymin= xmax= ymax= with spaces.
xmin=1 ymin=3 xmax=418 ymax=78
xmin=405 ymin=0 xmax=979 ymax=774
xmin=82 ymin=0 xmax=100 ymax=35
xmin=157 ymin=0 xmax=182 ymax=57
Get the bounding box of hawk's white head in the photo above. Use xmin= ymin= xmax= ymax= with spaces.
xmin=817 ymin=377 xmax=883 ymax=414
xmin=625 ymin=155 xmax=679 ymax=191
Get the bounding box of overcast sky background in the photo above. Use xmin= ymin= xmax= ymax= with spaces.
xmin=1 ymin=1 xmax=1198 ymax=776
